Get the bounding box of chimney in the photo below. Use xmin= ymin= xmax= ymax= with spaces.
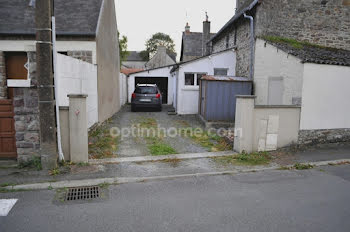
xmin=185 ymin=22 xmax=190 ymax=34
xmin=202 ymin=12 xmax=211 ymax=56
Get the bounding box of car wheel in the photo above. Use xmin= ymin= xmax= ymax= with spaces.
xmin=131 ymin=106 xmax=136 ymax=112
xmin=158 ymin=105 xmax=162 ymax=112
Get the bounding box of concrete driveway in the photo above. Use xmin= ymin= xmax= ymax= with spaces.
xmin=106 ymin=105 xmax=226 ymax=157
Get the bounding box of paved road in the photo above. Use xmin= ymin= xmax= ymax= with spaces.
xmin=1 ymin=165 xmax=350 ymax=232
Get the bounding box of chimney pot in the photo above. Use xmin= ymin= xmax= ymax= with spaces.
xmin=185 ymin=22 xmax=190 ymax=34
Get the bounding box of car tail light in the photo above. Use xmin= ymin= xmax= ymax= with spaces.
xmin=132 ymin=93 xmax=136 ymax=99
xmin=156 ymin=93 xmax=161 ymax=98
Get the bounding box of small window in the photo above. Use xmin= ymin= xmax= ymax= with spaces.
xmin=214 ymin=68 xmax=228 ymax=76
xmin=196 ymin=73 xmax=206 ymax=86
xmin=185 ymin=73 xmax=195 ymax=85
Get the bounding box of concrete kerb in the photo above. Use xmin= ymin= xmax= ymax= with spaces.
xmin=4 ymin=158 xmax=350 ymax=191
xmin=88 ymin=151 xmax=235 ymax=164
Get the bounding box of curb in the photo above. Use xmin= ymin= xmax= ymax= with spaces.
xmin=88 ymin=151 xmax=235 ymax=164
xmin=4 ymin=158 xmax=350 ymax=191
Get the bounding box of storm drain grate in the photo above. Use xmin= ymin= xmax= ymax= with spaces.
xmin=65 ymin=186 xmax=100 ymax=201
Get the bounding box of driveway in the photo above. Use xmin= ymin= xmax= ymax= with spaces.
xmin=105 ymin=105 xmax=229 ymax=157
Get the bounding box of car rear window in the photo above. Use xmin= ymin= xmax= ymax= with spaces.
xmin=135 ymin=86 xmax=158 ymax=94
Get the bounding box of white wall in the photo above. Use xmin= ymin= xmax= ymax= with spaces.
xmin=128 ymin=66 xmax=174 ymax=104
xmin=56 ymin=54 xmax=98 ymax=128
xmin=176 ymin=49 xmax=236 ymax=114
xmin=234 ymin=96 xmax=301 ymax=153
xmin=300 ymin=63 xmax=350 ymax=130
xmin=254 ymin=39 xmax=304 ymax=105
xmin=0 ymin=40 xmax=97 ymax=64
xmin=119 ymin=73 xmax=128 ymax=106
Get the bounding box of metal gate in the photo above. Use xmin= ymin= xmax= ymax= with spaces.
xmin=0 ymin=99 xmax=17 ymax=159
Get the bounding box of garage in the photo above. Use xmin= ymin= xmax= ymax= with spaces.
xmin=128 ymin=65 xmax=175 ymax=105
xmin=135 ymin=77 xmax=168 ymax=104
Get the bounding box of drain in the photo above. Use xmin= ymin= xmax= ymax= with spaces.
xmin=65 ymin=186 xmax=100 ymax=201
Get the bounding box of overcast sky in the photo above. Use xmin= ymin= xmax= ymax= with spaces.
xmin=115 ymin=0 xmax=237 ymax=60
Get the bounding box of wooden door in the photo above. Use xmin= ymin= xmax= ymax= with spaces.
xmin=0 ymin=99 xmax=17 ymax=159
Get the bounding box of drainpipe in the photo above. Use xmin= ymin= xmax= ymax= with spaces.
xmin=52 ymin=14 xmax=65 ymax=161
xmin=244 ymin=13 xmax=255 ymax=81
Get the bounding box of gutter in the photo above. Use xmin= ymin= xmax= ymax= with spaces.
xmin=244 ymin=13 xmax=255 ymax=81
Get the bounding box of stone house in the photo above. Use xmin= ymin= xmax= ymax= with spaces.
xmin=180 ymin=18 xmax=216 ymax=62
xmin=208 ymin=0 xmax=350 ymax=148
xmin=122 ymin=51 xmax=148 ymax=69
xmin=145 ymin=46 xmax=176 ymax=69
xmin=0 ymin=0 xmax=120 ymax=162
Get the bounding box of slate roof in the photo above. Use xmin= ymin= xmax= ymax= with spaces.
xmin=264 ymin=39 xmax=350 ymax=67
xmin=126 ymin=51 xmax=145 ymax=61
xmin=0 ymin=0 xmax=103 ymax=36
xmin=180 ymin=32 xmax=216 ymax=61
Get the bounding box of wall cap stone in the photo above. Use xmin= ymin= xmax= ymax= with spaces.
xmin=255 ymin=105 xmax=301 ymax=109
xmin=67 ymin=94 xmax=88 ymax=98
xmin=236 ymin=95 xmax=256 ymax=98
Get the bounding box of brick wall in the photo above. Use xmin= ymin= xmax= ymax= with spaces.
xmin=67 ymin=50 xmax=92 ymax=63
xmin=13 ymin=52 xmax=40 ymax=162
xmin=0 ymin=51 xmax=7 ymax=99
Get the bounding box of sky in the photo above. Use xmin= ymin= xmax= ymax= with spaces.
xmin=115 ymin=0 xmax=237 ymax=60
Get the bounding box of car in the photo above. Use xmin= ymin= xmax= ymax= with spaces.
xmin=131 ymin=84 xmax=162 ymax=112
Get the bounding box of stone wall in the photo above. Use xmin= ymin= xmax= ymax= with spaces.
xmin=13 ymin=52 xmax=40 ymax=162
xmin=298 ymin=129 xmax=350 ymax=146
xmin=255 ymin=0 xmax=350 ymax=50
xmin=0 ymin=51 xmax=7 ymax=99
xmin=212 ymin=18 xmax=251 ymax=77
xmin=67 ymin=50 xmax=93 ymax=64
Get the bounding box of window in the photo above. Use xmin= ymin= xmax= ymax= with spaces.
xmin=214 ymin=68 xmax=228 ymax=76
xmin=185 ymin=73 xmax=195 ymax=85
xmin=5 ymin=52 xmax=28 ymax=80
xmin=196 ymin=73 xmax=206 ymax=86
xmin=135 ymin=86 xmax=158 ymax=94
xmin=185 ymin=73 xmax=207 ymax=86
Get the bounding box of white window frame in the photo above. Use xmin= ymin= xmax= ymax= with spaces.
xmin=184 ymin=72 xmax=207 ymax=89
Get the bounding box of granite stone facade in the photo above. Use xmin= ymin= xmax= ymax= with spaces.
xmin=211 ymin=0 xmax=350 ymax=77
xmin=13 ymin=52 xmax=40 ymax=162
xmin=0 ymin=51 xmax=7 ymax=99
xmin=67 ymin=50 xmax=93 ymax=64
xmin=256 ymin=0 xmax=350 ymax=51
xmin=298 ymin=129 xmax=350 ymax=146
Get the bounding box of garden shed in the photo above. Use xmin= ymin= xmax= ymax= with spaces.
xmin=199 ymin=75 xmax=252 ymax=122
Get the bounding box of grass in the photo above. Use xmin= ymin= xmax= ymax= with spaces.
xmin=0 ymin=182 xmax=15 ymax=188
xmin=261 ymin=35 xmax=335 ymax=50
xmin=294 ymin=163 xmax=314 ymax=170
xmin=136 ymin=117 xmax=178 ymax=156
xmin=89 ymin=125 xmax=118 ymax=159
xmin=180 ymin=128 xmax=232 ymax=152
xmin=49 ymin=168 xmax=61 ymax=176
xmin=212 ymin=152 xmax=272 ymax=166
xmin=18 ymin=156 xmax=42 ymax=171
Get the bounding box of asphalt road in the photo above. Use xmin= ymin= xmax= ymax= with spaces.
xmin=1 ymin=165 xmax=350 ymax=232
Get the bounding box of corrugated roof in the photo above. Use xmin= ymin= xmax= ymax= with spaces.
xmin=0 ymin=0 xmax=103 ymax=36
xmin=263 ymin=38 xmax=350 ymax=67
xmin=121 ymin=68 xmax=144 ymax=75
xmin=201 ymin=75 xmax=251 ymax=82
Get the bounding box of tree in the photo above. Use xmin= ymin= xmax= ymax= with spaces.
xmin=118 ymin=32 xmax=129 ymax=66
xmin=145 ymin=33 xmax=175 ymax=58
